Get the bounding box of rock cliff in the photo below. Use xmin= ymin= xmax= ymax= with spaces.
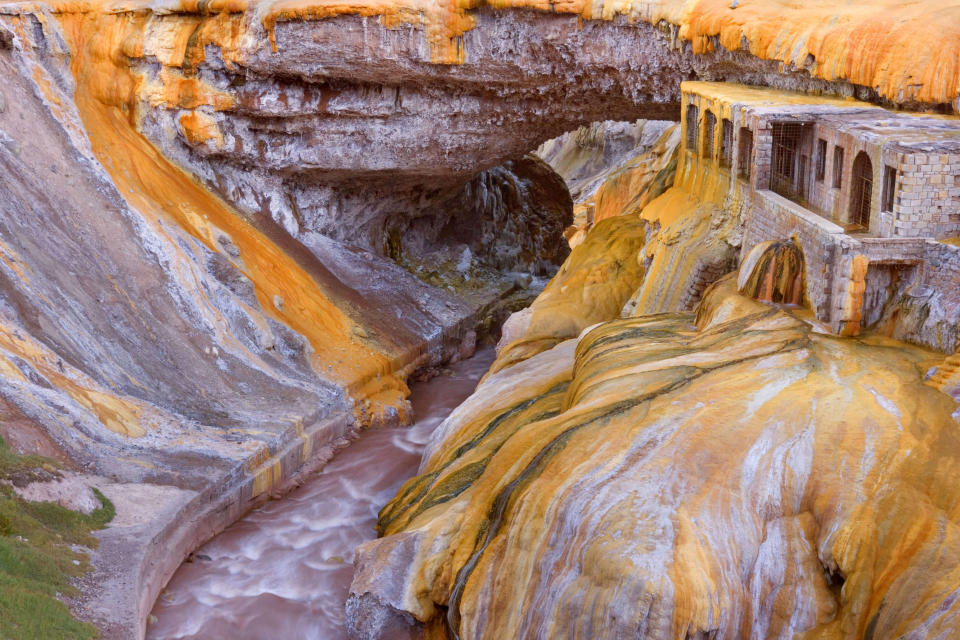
xmin=0 ymin=0 xmax=957 ymax=636
xmin=537 ymin=119 xmax=680 ymax=247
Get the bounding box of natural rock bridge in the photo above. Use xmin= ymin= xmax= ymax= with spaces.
xmin=0 ymin=0 xmax=958 ymax=637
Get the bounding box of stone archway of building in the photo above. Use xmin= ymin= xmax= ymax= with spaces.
xmin=850 ymin=152 xmax=873 ymax=228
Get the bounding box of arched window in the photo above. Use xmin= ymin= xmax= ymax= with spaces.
xmin=850 ymin=151 xmax=873 ymax=228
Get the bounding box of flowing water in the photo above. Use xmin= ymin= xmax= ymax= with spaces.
xmin=148 ymin=348 xmax=495 ymax=639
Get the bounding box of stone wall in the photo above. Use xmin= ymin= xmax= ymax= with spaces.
xmin=893 ymin=152 xmax=960 ymax=238
xmin=680 ymin=83 xmax=959 ymax=346
xmin=743 ymin=190 xmax=843 ymax=320
xmin=741 ymin=194 xmax=960 ymax=341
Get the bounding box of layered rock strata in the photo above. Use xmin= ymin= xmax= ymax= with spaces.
xmin=12 ymin=0 xmax=955 ymax=256
xmin=0 ymin=0 xmax=956 ymax=636
xmin=0 ymin=13 xmax=566 ymax=636
xmin=537 ymin=119 xmax=680 ymax=247
xmin=350 ymin=273 xmax=960 ymax=640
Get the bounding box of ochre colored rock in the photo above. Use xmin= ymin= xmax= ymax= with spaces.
xmin=490 ymin=214 xmax=648 ymax=374
xmin=20 ymin=0 xmax=960 ymax=106
xmin=54 ymin=10 xmax=410 ymax=419
xmin=537 ymin=120 xmax=680 ymax=248
xmin=0 ymin=0 xmax=957 ymax=636
xmin=738 ymin=240 xmax=806 ymax=306
xmin=351 ymin=276 xmax=959 ymax=639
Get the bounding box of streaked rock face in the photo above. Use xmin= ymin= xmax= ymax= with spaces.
xmin=537 ymin=119 xmax=680 ymax=247
xmin=0 ymin=10 xmax=572 ymax=634
xmin=0 ymin=0 xmax=957 ymax=636
xmin=350 ymin=277 xmax=960 ymax=639
xmin=33 ymin=0 xmax=953 ymax=255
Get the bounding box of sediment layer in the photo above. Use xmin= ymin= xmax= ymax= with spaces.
xmin=351 ymin=277 xmax=960 ymax=639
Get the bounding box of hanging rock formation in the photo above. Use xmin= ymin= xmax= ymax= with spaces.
xmin=0 ymin=0 xmax=957 ymax=637
xmin=11 ymin=0 xmax=958 ymax=254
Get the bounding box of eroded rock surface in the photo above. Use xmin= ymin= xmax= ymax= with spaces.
xmin=537 ymin=119 xmax=680 ymax=246
xmin=351 ymin=276 xmax=960 ymax=640
xmin=22 ymin=0 xmax=955 ymax=257
xmin=0 ymin=10 xmax=573 ymax=635
xmin=0 ymin=0 xmax=956 ymax=636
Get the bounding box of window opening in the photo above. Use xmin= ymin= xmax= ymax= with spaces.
xmin=720 ymin=119 xmax=733 ymax=167
xmin=832 ymin=146 xmax=844 ymax=188
xmin=770 ymin=122 xmax=811 ymax=200
xmin=850 ymin=151 xmax=873 ymax=228
xmin=815 ymin=139 xmax=827 ymax=182
xmin=738 ymin=128 xmax=753 ymax=180
xmin=703 ymin=111 xmax=716 ymax=159
xmin=881 ymin=165 xmax=897 ymax=212
xmin=686 ymin=104 xmax=698 ymax=152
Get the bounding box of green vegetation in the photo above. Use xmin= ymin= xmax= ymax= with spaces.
xmin=0 ymin=436 xmax=113 ymax=640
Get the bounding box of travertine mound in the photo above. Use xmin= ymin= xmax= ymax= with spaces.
xmin=0 ymin=0 xmax=956 ymax=636
xmin=491 ymin=175 xmax=744 ymax=374
xmin=350 ymin=276 xmax=960 ymax=639
xmin=537 ymin=120 xmax=680 ymax=247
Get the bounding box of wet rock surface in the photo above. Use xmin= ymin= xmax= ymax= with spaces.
xmin=352 ymin=277 xmax=960 ymax=640
xmin=0 ymin=0 xmax=956 ymax=637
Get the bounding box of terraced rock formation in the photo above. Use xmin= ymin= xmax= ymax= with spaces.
xmin=0 ymin=0 xmax=957 ymax=637
xmin=350 ymin=272 xmax=960 ymax=640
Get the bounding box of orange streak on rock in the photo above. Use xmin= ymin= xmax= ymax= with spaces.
xmin=838 ymin=254 xmax=869 ymax=337
xmin=685 ymin=0 xmax=960 ymax=107
xmin=490 ymin=214 xmax=648 ymax=374
xmin=366 ymin=277 xmax=960 ymax=639
xmin=13 ymin=0 xmax=960 ymax=105
xmin=0 ymin=320 xmax=149 ymax=437
xmin=178 ymin=110 xmax=224 ymax=146
xmin=54 ymin=11 xmax=409 ymax=421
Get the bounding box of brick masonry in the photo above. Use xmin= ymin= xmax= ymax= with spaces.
xmin=680 ymin=82 xmax=960 ymax=341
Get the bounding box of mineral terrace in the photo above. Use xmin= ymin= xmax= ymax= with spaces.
xmin=0 ymin=0 xmax=958 ymax=638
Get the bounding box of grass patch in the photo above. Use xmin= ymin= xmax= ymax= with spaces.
xmin=0 ymin=435 xmax=113 ymax=639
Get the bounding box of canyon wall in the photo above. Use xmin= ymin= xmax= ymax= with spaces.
xmin=0 ymin=0 xmax=957 ymax=636
xmin=536 ymin=119 xmax=680 ymax=247
xmin=23 ymin=0 xmax=959 ymax=257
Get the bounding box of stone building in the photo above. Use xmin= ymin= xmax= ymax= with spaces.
xmin=679 ymin=81 xmax=960 ymax=338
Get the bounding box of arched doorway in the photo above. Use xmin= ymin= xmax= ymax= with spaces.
xmin=850 ymin=152 xmax=873 ymax=228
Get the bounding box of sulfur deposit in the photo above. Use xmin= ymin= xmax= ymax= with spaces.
xmin=0 ymin=0 xmax=957 ymax=636
xmin=351 ymin=274 xmax=960 ymax=640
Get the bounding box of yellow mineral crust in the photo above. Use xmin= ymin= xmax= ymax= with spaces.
xmin=621 ymin=184 xmax=735 ymax=316
xmin=493 ymin=174 xmax=740 ymax=376
xmin=0 ymin=318 xmax=153 ymax=437
xmin=36 ymin=10 xmax=411 ymax=424
xmin=555 ymin=124 xmax=681 ymax=248
xmin=371 ymin=276 xmax=960 ymax=639
xmin=590 ymin=125 xmax=679 ymax=225
xmin=8 ymin=0 xmax=958 ymax=107
xmin=489 ymin=214 xmax=648 ymax=375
